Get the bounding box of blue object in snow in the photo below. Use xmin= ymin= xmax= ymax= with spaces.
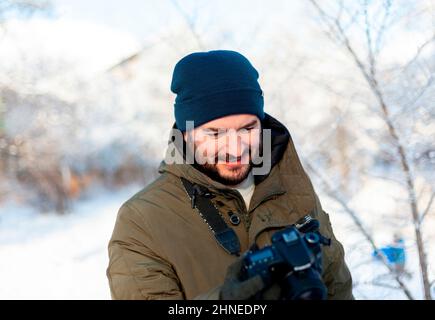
xmin=373 ymin=239 xmax=406 ymax=266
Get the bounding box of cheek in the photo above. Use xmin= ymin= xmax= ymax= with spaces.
xmin=195 ymin=139 xmax=219 ymax=159
xmin=243 ymin=133 xmax=260 ymax=154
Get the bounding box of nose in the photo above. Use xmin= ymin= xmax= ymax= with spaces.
xmin=225 ymin=132 xmax=243 ymax=158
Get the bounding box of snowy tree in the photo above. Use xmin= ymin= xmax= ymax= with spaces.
xmin=307 ymin=0 xmax=434 ymax=299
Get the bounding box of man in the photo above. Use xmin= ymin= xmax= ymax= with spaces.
xmin=106 ymin=50 xmax=353 ymax=300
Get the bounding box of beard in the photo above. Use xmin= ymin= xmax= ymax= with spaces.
xmin=197 ymin=161 xmax=252 ymax=186
xmin=187 ymin=128 xmax=263 ymax=186
xmin=193 ymin=147 xmax=254 ymax=186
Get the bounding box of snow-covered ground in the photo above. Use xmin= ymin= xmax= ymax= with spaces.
xmin=0 ymin=180 xmax=433 ymax=299
xmin=0 ymin=184 xmax=141 ymax=300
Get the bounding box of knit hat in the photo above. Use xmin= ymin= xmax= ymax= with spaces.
xmin=170 ymin=50 xmax=265 ymax=131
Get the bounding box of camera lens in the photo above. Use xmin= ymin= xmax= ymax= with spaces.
xmin=282 ymin=268 xmax=327 ymax=300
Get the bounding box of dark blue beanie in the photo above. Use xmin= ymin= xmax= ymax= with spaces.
xmin=170 ymin=50 xmax=265 ymax=131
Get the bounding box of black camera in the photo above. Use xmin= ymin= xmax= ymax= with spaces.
xmin=241 ymin=217 xmax=331 ymax=300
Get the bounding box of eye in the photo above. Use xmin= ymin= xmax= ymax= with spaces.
xmin=239 ymin=126 xmax=257 ymax=134
xmin=204 ymin=131 xmax=220 ymax=138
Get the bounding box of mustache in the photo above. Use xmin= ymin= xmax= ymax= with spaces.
xmin=216 ymin=150 xmax=250 ymax=163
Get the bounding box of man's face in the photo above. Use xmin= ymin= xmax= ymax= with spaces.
xmin=183 ymin=114 xmax=261 ymax=186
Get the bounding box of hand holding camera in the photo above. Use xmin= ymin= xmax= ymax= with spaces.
xmin=220 ymin=217 xmax=331 ymax=300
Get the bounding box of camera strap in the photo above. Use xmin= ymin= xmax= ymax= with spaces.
xmin=180 ymin=177 xmax=241 ymax=256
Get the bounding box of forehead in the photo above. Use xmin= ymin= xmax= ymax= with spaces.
xmin=198 ymin=114 xmax=260 ymax=130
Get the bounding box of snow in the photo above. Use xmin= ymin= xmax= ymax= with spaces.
xmin=0 ymin=184 xmax=142 ymax=300
xmin=0 ymin=179 xmax=433 ymax=299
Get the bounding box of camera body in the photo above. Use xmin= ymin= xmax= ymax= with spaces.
xmin=241 ymin=217 xmax=331 ymax=300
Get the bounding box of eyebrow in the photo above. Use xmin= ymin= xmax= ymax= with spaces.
xmin=205 ymin=119 xmax=259 ymax=132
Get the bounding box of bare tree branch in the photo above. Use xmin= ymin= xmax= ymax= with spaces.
xmin=420 ymin=191 xmax=435 ymax=224
xmin=360 ymin=168 xmax=405 ymax=187
xmin=304 ymin=159 xmax=415 ymax=300
xmin=169 ymin=0 xmax=206 ymax=50
xmin=309 ymin=0 xmax=433 ymax=300
xmin=369 ymin=281 xmax=401 ymax=291
xmin=363 ymin=0 xmax=377 ymax=79
xmin=401 ymin=33 xmax=435 ymax=74
xmin=374 ymin=0 xmax=392 ymax=56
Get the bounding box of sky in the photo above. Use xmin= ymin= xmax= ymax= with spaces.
xmin=53 ymin=0 xmax=175 ymax=42
xmin=1 ymin=1 xmax=432 ymax=85
xmin=0 ymin=0 xmax=310 ymax=77
xmin=51 ymin=0 xmax=307 ymax=43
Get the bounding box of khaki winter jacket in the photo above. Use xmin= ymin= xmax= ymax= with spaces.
xmin=106 ymin=113 xmax=354 ymax=300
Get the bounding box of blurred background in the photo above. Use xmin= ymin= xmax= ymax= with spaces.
xmin=0 ymin=0 xmax=434 ymax=299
